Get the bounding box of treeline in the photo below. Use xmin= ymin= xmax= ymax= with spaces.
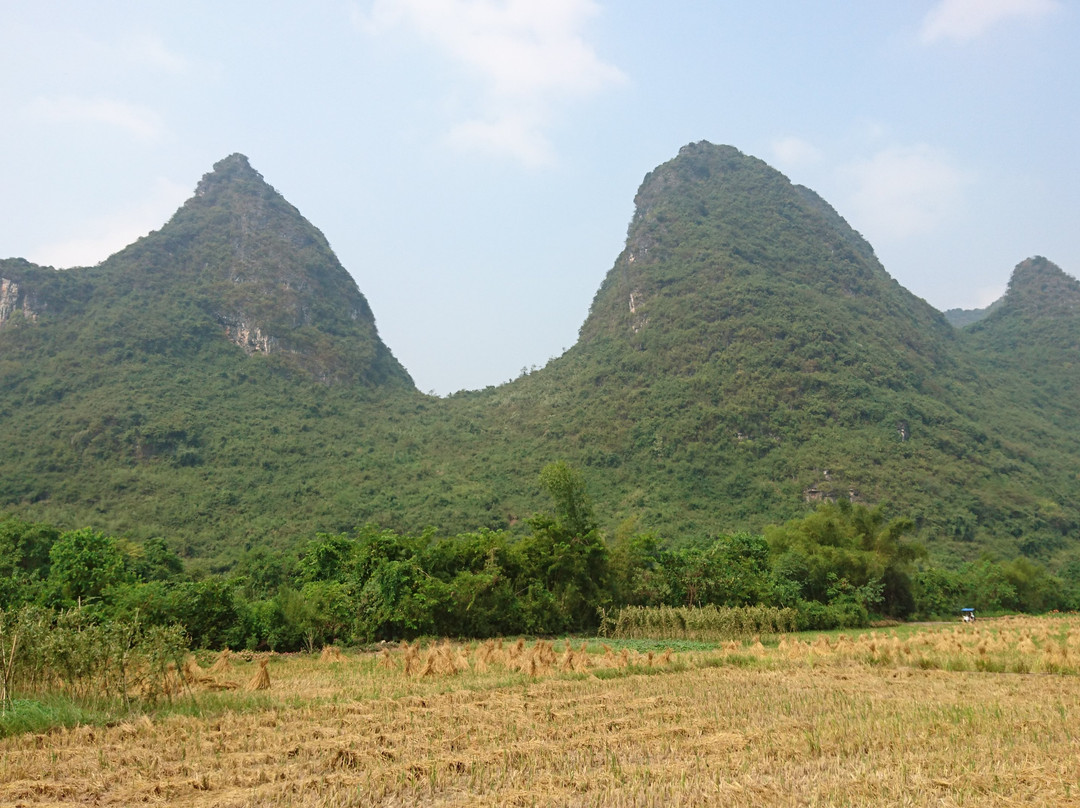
xmin=2 ymin=463 xmax=1075 ymax=650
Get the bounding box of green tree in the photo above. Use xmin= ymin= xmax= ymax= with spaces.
xmin=167 ymin=578 xmax=243 ymax=648
xmin=46 ymin=528 xmax=127 ymax=606
xmin=355 ymin=558 xmax=448 ymax=641
xmin=765 ymin=501 xmax=922 ymax=618
xmin=128 ymin=537 xmax=185 ymax=583
xmin=1000 ymin=557 xmax=1066 ymax=613
xmin=538 ymin=461 xmax=597 ymax=538
xmin=0 ymin=517 xmax=60 ymax=608
xmin=298 ymin=533 xmax=357 ymax=584
xmin=522 ymin=462 xmax=609 ymax=631
xmin=608 ymin=525 xmax=663 ymax=606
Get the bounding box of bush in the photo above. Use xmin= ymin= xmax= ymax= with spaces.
xmin=0 ymin=605 xmax=189 ymax=709
xmin=794 ymin=599 xmax=869 ymax=631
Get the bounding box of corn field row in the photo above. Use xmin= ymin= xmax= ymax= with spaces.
xmin=603 ymin=604 xmax=799 ymax=641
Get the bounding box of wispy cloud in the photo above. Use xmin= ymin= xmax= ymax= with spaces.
xmin=28 ymin=178 xmax=189 ymax=268
xmin=122 ymin=33 xmax=190 ymax=74
xmin=355 ymin=0 xmax=625 ymax=165
xmin=841 ymin=144 xmax=973 ymax=241
xmin=447 ymin=113 xmax=555 ymax=167
xmin=27 ymin=96 xmax=165 ymax=140
xmin=771 ymin=136 xmax=822 ymax=169
xmin=920 ymin=0 xmax=1061 ymax=44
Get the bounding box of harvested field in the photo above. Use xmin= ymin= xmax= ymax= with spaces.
xmin=2 ymin=617 xmax=1080 ymax=806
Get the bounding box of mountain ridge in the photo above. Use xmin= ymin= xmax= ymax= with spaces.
xmin=1 ymin=153 xmax=413 ymax=388
xmin=2 ymin=143 xmax=1079 ymax=570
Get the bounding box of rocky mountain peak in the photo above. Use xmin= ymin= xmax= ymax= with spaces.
xmin=7 ymin=154 xmax=415 ymax=389
xmin=193 ymin=153 xmax=267 ymax=198
xmin=1002 ymin=256 xmax=1080 ymax=319
xmin=576 ymin=141 xmax=948 ymax=361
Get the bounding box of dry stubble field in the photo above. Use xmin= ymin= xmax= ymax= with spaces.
xmin=2 ymin=616 xmax=1080 ymax=807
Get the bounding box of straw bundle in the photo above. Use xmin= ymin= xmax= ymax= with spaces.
xmin=209 ymin=648 xmax=233 ymax=674
xmin=245 ymin=657 xmax=271 ymax=691
xmin=559 ymin=648 xmax=575 ymax=672
xmin=403 ymin=642 xmax=421 ymax=676
xmin=319 ymin=645 xmax=345 ymax=662
xmin=183 ymin=656 xmax=214 ymax=685
xmin=377 ymin=647 xmax=395 ymax=670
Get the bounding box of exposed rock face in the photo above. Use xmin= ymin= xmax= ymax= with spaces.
xmin=83 ymin=153 xmax=415 ymax=388
xmin=0 ymin=278 xmax=18 ymax=324
xmin=0 ymin=277 xmax=38 ymax=325
xmin=216 ymin=313 xmax=277 ymax=354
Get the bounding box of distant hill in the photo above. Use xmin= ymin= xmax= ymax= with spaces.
xmin=0 ymin=155 xmax=417 ymax=555
xmin=0 ymin=154 xmax=412 ymax=387
xmin=960 ymin=257 xmax=1080 ymax=457
xmin=461 ymin=144 xmax=1077 ymax=562
xmin=944 ymin=299 xmax=1003 ymax=328
xmin=1 ymin=144 xmax=1078 ymax=570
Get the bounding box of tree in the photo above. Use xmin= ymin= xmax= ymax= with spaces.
xmin=538 ymin=461 xmax=597 ymax=538
xmin=765 ymin=501 xmax=923 ymax=618
xmin=128 ymin=537 xmax=184 ymax=582
xmin=0 ymin=516 xmax=60 ymax=608
xmin=523 ymin=462 xmax=609 ymax=631
xmin=297 ymin=533 xmax=357 ymax=584
xmin=280 ymin=581 xmax=354 ymax=652
xmin=47 ymin=528 xmax=127 ymax=606
xmin=167 ymin=578 xmax=243 ymax=649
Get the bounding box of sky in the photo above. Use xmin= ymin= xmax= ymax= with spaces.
xmin=2 ymin=1 xmax=1078 ymax=395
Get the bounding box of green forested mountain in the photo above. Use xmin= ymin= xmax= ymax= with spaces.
xmin=943 ymin=302 xmax=1000 ymax=328
xmin=1 ymin=143 xmax=1077 ymax=570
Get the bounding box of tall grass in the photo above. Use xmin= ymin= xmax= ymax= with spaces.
xmin=605 ymin=604 xmax=798 ymax=641
xmin=0 ymin=697 xmax=108 ymax=737
xmin=0 ymin=605 xmax=189 ymax=714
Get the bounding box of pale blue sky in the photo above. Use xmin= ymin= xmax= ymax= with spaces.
xmin=2 ymin=1 xmax=1077 ymax=394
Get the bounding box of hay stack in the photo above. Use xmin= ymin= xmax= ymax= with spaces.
xmin=161 ymin=662 xmax=183 ymax=697
xmin=454 ymin=645 xmax=470 ymax=672
xmin=140 ymin=662 xmax=183 ymax=700
xmin=183 ymin=655 xmax=214 ymax=685
xmin=245 ymin=657 xmax=271 ymax=691
xmin=320 ymin=645 xmax=346 ymax=662
xmin=434 ymin=643 xmax=459 ymax=675
xmin=403 ymin=642 xmax=421 ymax=676
xmin=377 ymin=647 xmax=395 ymax=670
xmin=209 ymin=648 xmax=233 ymax=674
xmin=418 ymin=648 xmax=438 ymax=678
xmin=559 ymin=648 xmax=575 ymax=672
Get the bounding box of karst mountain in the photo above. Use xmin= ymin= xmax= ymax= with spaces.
xmin=1 ymin=143 xmax=1077 ymax=568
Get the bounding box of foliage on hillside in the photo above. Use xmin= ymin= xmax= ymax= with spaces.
xmin=2 ymin=485 xmax=1073 ymax=654
xmin=1 ymin=145 xmax=1079 ymax=573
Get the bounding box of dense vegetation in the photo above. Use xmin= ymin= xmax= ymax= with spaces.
xmin=1 ymin=143 xmax=1080 ymax=582
xmin=2 ymin=462 xmax=1073 ymax=655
